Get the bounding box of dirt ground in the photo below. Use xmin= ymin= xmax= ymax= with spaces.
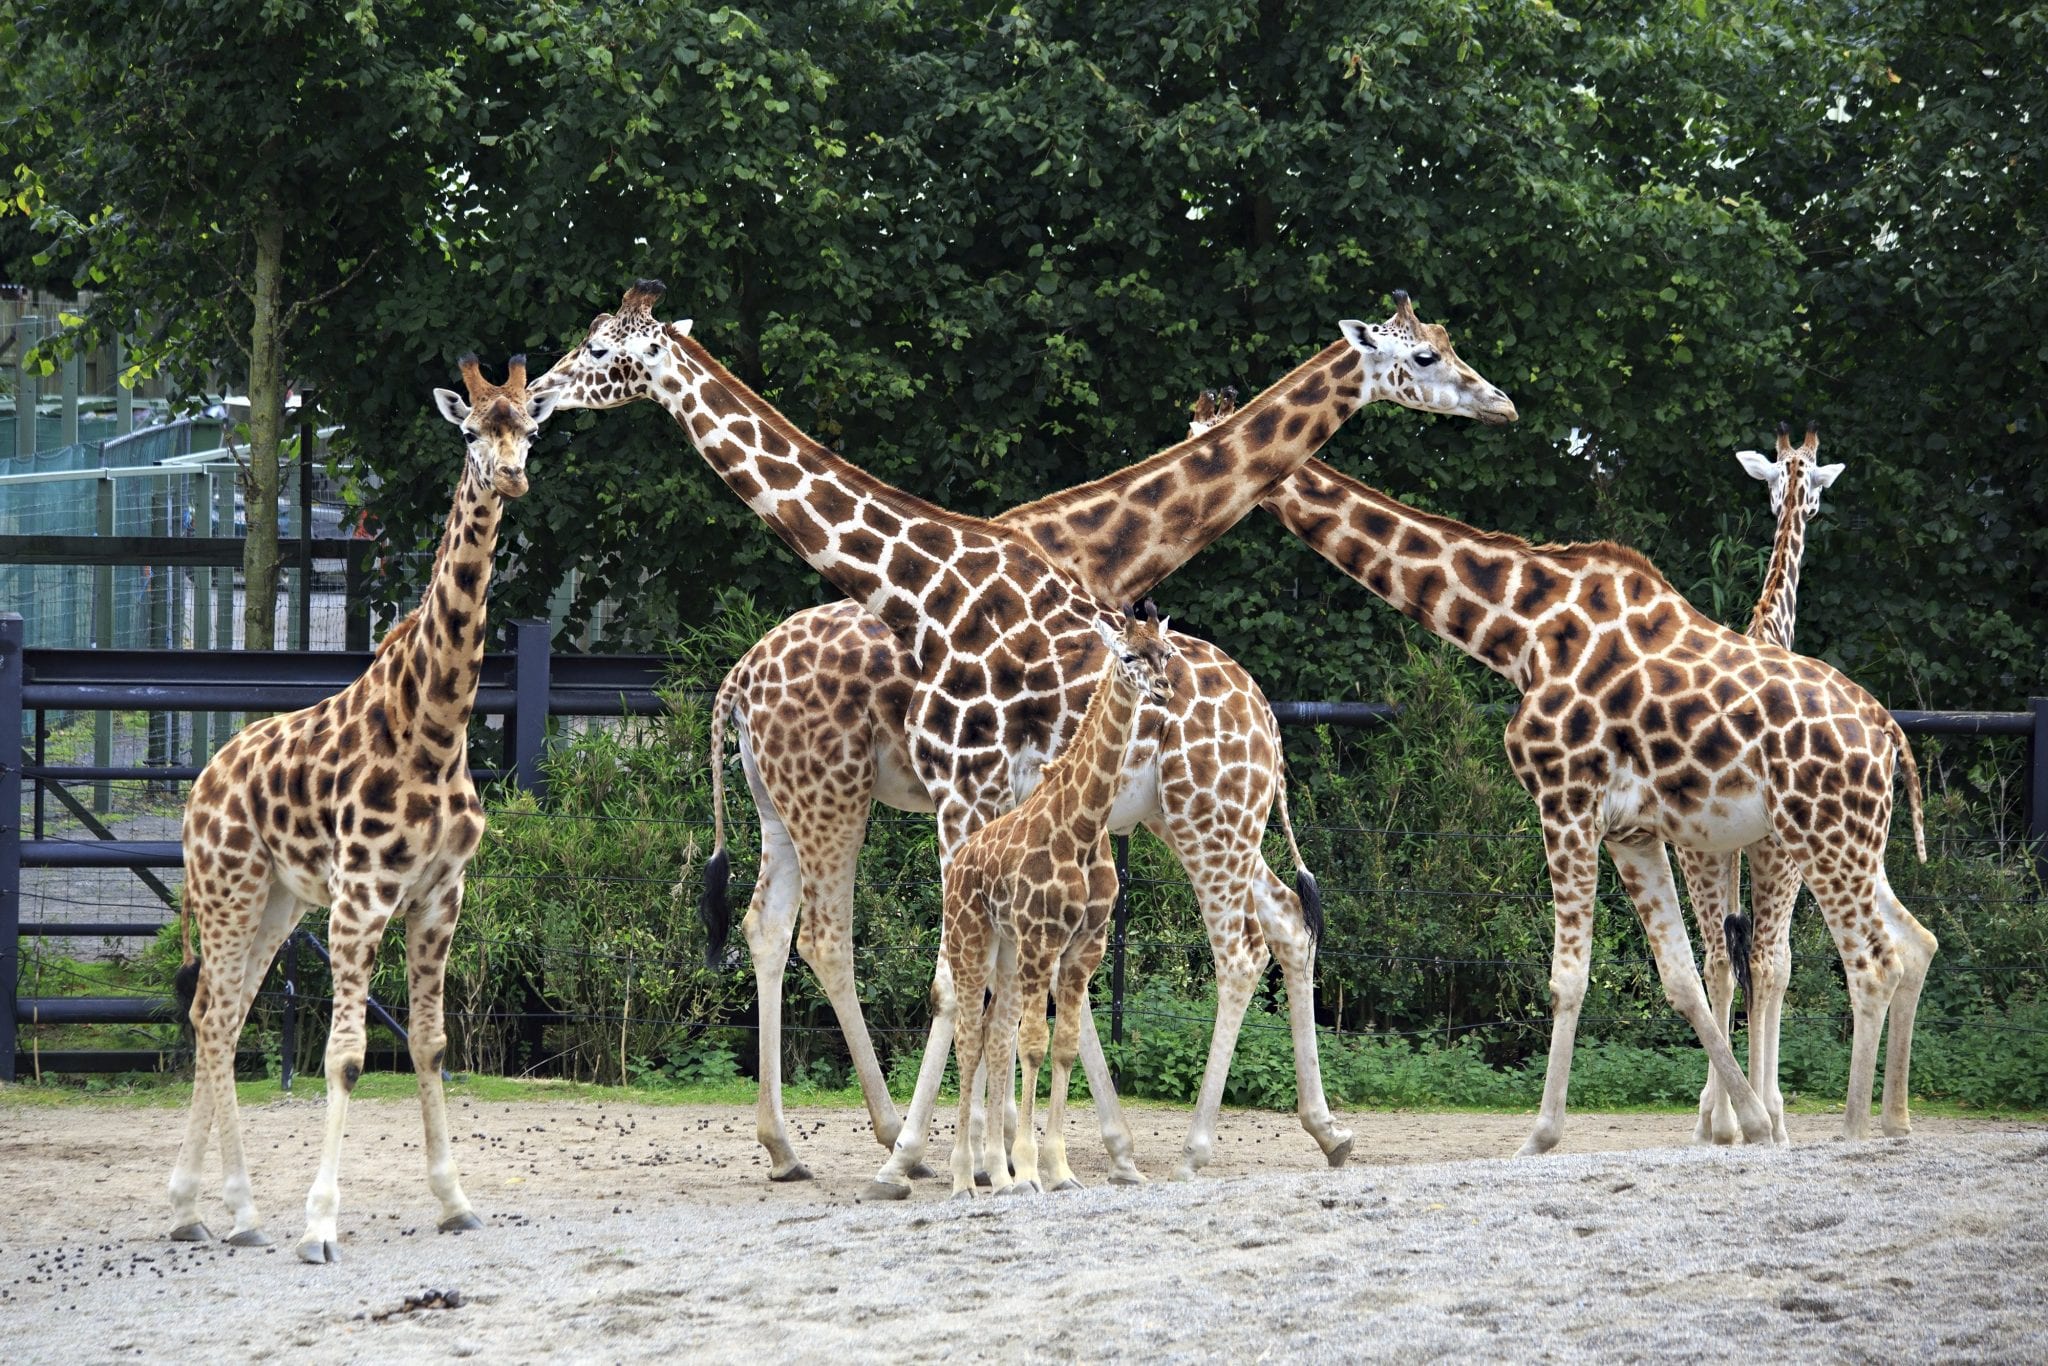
xmin=2 ymin=1096 xmax=2043 ymax=1361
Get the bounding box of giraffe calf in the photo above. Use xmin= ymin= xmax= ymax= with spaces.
xmin=941 ymin=610 xmax=1176 ymax=1197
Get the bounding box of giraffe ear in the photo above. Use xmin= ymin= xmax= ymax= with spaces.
xmin=1339 ymin=319 xmax=1379 ymax=352
xmin=1810 ymin=462 xmax=1845 ymax=492
xmin=525 ymin=389 xmax=562 ymax=424
xmin=434 ymin=388 xmax=471 ymax=426
xmin=666 ymin=319 xmax=694 ymax=339
xmin=1734 ymin=449 xmax=1777 ymax=486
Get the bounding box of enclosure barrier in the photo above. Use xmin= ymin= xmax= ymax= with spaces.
xmin=2 ymin=609 xmax=2044 ymax=1081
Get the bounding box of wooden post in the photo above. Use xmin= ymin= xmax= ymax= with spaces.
xmin=58 ymin=346 xmax=80 ymax=448
xmin=190 ymin=471 xmax=213 ymax=769
xmin=112 ymin=336 xmax=133 ymax=439
xmin=297 ymin=396 xmax=314 ymax=650
xmin=12 ymin=318 xmax=33 ymax=459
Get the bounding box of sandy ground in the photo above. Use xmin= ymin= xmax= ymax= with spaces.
xmin=2 ymin=1097 xmax=2043 ymax=1362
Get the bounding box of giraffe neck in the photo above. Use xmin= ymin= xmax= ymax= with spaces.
xmin=381 ymin=471 xmax=501 ymax=760
xmin=1746 ymin=493 xmax=1808 ymax=651
xmin=1266 ymin=458 xmax=1696 ymax=691
xmin=1034 ymin=669 xmax=1143 ymax=834
xmin=656 ymin=333 xmax=1044 ymax=647
xmin=996 ymin=340 xmax=1369 ymax=605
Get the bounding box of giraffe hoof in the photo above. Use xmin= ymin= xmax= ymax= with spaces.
xmin=907 ymin=1162 xmax=939 ymax=1180
xmin=168 ymin=1222 xmax=213 ymax=1243
xmin=858 ymin=1180 xmax=911 ymax=1203
xmin=974 ymin=1170 xmax=992 ymax=1188
xmin=768 ymin=1162 xmax=814 ymax=1183
xmin=951 ymin=1189 xmax=977 ymax=1202
xmin=438 ymin=1211 xmax=485 ymax=1233
xmin=296 ymin=1238 xmax=342 ymax=1265
xmin=1052 ymin=1178 xmax=1084 ymax=1193
xmin=997 ymin=1179 xmax=1039 ymax=1197
xmin=225 ymin=1228 xmax=272 ymax=1248
xmin=1325 ymin=1133 xmax=1355 ymax=1169
xmin=1107 ymin=1167 xmax=1147 ymax=1187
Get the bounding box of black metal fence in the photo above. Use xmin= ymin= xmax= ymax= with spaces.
xmin=2 ymin=610 xmax=2044 ymax=1083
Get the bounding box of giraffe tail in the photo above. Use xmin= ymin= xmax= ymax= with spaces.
xmin=697 ymin=660 xmax=746 ymax=969
xmin=1885 ymin=712 xmax=1928 ymax=864
xmin=1273 ymin=751 xmax=1324 ymax=947
xmin=1722 ymin=912 xmax=1753 ymax=1002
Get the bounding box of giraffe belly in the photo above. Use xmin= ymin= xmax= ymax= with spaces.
xmin=1600 ymin=769 xmax=1771 ymax=852
xmin=873 ymin=741 xmax=936 ymax=813
xmin=1675 ymin=790 xmax=1773 ymax=854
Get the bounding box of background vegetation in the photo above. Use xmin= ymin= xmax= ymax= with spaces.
xmin=6 ymin=0 xmax=2043 ymax=707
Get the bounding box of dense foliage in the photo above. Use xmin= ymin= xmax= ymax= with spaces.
xmin=10 ymin=1 xmax=2037 ymax=704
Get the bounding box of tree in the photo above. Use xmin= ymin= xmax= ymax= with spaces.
xmin=3 ymin=1 xmax=474 ymax=647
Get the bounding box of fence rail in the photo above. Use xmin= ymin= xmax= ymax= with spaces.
xmin=2 ymin=611 xmax=2044 ymax=1082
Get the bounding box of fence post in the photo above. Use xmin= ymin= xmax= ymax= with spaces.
xmin=112 ymin=336 xmax=133 ymax=439
xmin=12 ymin=320 xmax=34 ymax=459
xmin=508 ymin=619 xmax=552 ymax=796
xmin=1 ymin=614 xmax=24 ymax=1082
xmin=296 ymin=397 xmax=314 ymax=650
xmin=93 ymin=476 xmax=114 ymax=812
xmin=1109 ymin=833 xmax=1130 ymax=1079
xmin=2030 ymin=696 xmax=2048 ymax=888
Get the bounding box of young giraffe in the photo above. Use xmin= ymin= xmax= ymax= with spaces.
xmin=1261 ymin=455 xmax=1936 ymax=1152
xmin=944 ymin=611 xmax=1176 ymax=1197
xmin=531 ymin=281 xmax=1514 ymax=1196
xmin=168 ymin=356 xmax=558 ymax=1262
xmin=1680 ymin=421 xmax=1859 ymax=1145
xmin=699 ymin=385 xmax=1332 ymax=1187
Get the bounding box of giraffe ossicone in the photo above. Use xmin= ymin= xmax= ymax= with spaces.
xmin=168 ymin=354 xmax=553 ymax=1263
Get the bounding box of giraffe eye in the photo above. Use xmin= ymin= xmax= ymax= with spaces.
xmin=1414 ymin=349 xmax=1439 ymax=367
xmin=587 ymin=343 xmax=610 ymax=360
xmin=463 ymin=430 xmax=480 ymax=443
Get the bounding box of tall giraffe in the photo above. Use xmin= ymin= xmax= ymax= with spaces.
xmin=1261 ymin=456 xmax=1935 ymax=1152
xmin=1680 ymin=421 xmax=1850 ymax=1144
xmin=944 ymin=611 xmax=1177 ymax=1197
xmin=531 ymin=281 xmax=1515 ymax=1195
xmin=169 ymin=356 xmax=558 ymax=1261
xmin=699 ymin=385 xmax=1338 ymax=1185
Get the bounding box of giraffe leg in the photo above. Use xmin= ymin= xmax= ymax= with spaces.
xmin=742 ymin=812 xmax=810 ymax=1180
xmin=1519 ymin=820 xmax=1601 ymax=1157
xmin=864 ymin=956 xmax=957 ymax=1198
xmin=1607 ymin=840 xmax=1774 ymax=1145
xmin=1174 ymin=937 xmax=1264 ymax=1181
xmin=945 ymin=940 xmax=992 ymax=1199
xmin=1252 ymin=861 xmax=1353 ymax=1167
xmin=790 ymin=816 xmax=906 ymax=1157
xmin=1677 ymin=847 xmax=1741 ymax=1145
xmin=1074 ymin=993 xmax=1145 ymax=1183
xmin=1044 ymin=922 xmax=1110 ymax=1191
xmin=1786 ymin=841 xmax=1900 ymax=1140
xmin=167 ymin=872 xmax=254 ymax=1241
xmin=1876 ymin=872 xmax=1937 ymax=1138
xmin=1744 ymin=840 xmax=1800 ymax=1146
xmin=407 ymin=878 xmax=478 ymax=1231
xmin=1000 ymin=949 xmax=1047 ymax=1197
xmin=297 ymin=893 xmax=395 ymax=1264
xmin=212 ymin=881 xmax=303 ymax=1246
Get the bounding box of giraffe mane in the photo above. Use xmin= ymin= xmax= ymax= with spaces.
xmin=671 ymin=332 xmax=1008 ymax=539
xmin=1001 ymin=338 xmax=1352 ymax=526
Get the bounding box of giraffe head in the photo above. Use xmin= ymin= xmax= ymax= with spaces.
xmin=1734 ymin=421 xmax=1843 ymax=519
xmin=1188 ymin=386 xmax=1239 ymax=438
xmin=1338 ymin=291 xmax=1518 ymax=426
xmin=433 ymin=354 xmax=559 ymax=498
xmin=1093 ymin=602 xmax=1178 ymax=705
xmin=529 ymin=279 xmax=692 ymax=409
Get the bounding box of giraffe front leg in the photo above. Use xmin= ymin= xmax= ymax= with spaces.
xmin=1043 ymin=931 xmax=1109 ymax=1191
xmin=1074 ymin=994 xmax=1145 ymax=1183
xmin=1876 ymin=873 xmax=1937 ymax=1139
xmin=1175 ymin=942 xmax=1262 ymax=1180
xmin=1746 ymin=841 xmax=1801 ymax=1146
xmin=408 ymin=881 xmax=478 ymax=1231
xmin=297 ymin=895 xmax=394 ymax=1264
xmin=945 ymin=947 xmax=991 ymax=1200
xmin=1519 ymin=819 xmax=1600 ymax=1157
xmin=1608 ymin=840 xmax=1774 ymax=1146
xmin=1001 ymin=966 xmax=1045 ymax=1196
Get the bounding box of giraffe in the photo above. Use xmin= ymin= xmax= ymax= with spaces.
xmin=167 ymin=355 xmax=558 ymax=1262
xmin=944 ymin=610 xmax=1177 ymax=1197
xmin=698 ymin=384 xmax=1337 ymax=1186
xmin=1261 ymin=454 xmax=1935 ymax=1152
xmin=530 ymin=280 xmax=1515 ymax=1196
xmin=1680 ymin=421 xmax=1849 ymax=1145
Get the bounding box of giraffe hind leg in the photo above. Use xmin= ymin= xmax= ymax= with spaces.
xmin=1677 ymin=847 xmax=1742 ymax=1145
xmin=1252 ymin=859 xmax=1353 ymax=1166
xmin=1876 ymin=871 xmax=1937 ymax=1138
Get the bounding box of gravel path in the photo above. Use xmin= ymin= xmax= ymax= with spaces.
xmin=2 ymin=1098 xmax=2042 ymax=1362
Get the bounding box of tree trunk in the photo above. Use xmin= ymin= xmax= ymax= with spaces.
xmin=241 ymin=205 xmax=285 ymax=650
